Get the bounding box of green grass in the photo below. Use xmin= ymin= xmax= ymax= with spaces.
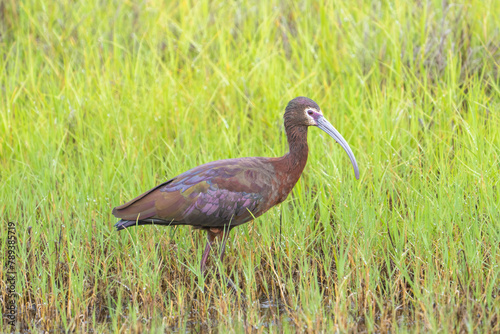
xmin=1 ymin=0 xmax=499 ymax=332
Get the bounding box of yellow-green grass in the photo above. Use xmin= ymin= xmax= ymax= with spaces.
xmin=1 ymin=0 xmax=499 ymax=332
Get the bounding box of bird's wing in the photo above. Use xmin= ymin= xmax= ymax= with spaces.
xmin=112 ymin=158 xmax=275 ymax=227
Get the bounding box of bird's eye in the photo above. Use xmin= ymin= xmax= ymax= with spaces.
xmin=307 ymin=110 xmax=313 ymax=116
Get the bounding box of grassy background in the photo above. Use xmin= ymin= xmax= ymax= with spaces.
xmin=1 ymin=0 xmax=499 ymax=332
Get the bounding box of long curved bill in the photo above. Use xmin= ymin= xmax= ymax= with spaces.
xmin=316 ymin=116 xmax=360 ymax=180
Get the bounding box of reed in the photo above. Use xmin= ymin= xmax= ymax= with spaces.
xmin=1 ymin=0 xmax=499 ymax=331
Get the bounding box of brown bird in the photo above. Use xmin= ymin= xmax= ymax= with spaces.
xmin=113 ymin=97 xmax=359 ymax=275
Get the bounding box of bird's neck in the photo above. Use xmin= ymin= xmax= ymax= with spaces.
xmin=283 ymin=125 xmax=309 ymax=173
xmin=266 ymin=124 xmax=309 ymax=206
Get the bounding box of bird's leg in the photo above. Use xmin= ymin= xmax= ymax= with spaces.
xmin=200 ymin=227 xmax=239 ymax=293
xmin=217 ymin=226 xmax=233 ymax=263
xmin=213 ymin=227 xmax=239 ymax=293
xmin=200 ymin=229 xmax=218 ymax=274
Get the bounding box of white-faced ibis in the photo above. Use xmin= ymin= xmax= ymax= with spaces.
xmin=113 ymin=96 xmax=359 ymax=275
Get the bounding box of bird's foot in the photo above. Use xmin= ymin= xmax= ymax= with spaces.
xmin=222 ymin=275 xmax=247 ymax=301
xmin=225 ymin=275 xmax=238 ymax=292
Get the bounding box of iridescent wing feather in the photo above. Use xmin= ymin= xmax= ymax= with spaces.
xmin=112 ymin=158 xmax=276 ymax=229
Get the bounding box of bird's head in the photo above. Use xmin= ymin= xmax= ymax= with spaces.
xmin=285 ymin=96 xmax=360 ymax=180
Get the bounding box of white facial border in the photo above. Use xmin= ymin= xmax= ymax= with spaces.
xmin=304 ymin=107 xmax=322 ymax=125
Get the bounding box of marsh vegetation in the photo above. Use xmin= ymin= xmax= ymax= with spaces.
xmin=1 ymin=0 xmax=499 ymax=332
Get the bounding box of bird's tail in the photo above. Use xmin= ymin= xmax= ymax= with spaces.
xmin=115 ymin=220 xmax=141 ymax=231
xmin=114 ymin=219 xmax=178 ymax=231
